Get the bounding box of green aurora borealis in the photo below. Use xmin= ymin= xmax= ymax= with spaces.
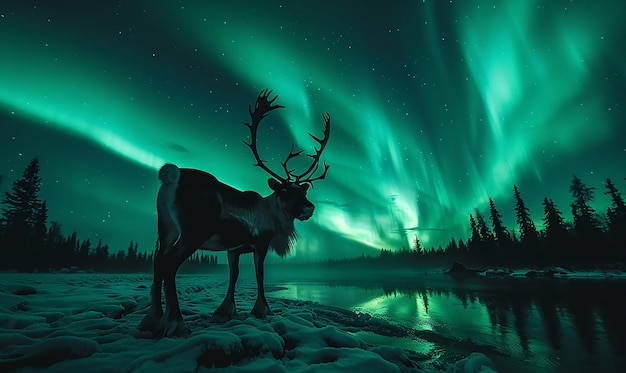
xmin=1 ymin=1 xmax=625 ymax=261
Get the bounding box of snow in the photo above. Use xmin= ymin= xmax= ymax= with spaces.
xmin=481 ymin=267 xmax=626 ymax=279
xmin=0 ymin=273 xmax=497 ymax=372
xmin=448 ymin=262 xmax=626 ymax=279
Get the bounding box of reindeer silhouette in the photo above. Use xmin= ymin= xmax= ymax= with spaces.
xmin=139 ymin=90 xmax=331 ymax=337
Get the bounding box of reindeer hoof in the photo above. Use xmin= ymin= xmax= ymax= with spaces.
xmin=161 ymin=317 xmax=190 ymax=338
xmin=251 ymin=301 xmax=273 ymax=319
xmin=212 ymin=300 xmax=237 ymax=322
xmin=138 ymin=308 xmax=164 ymax=335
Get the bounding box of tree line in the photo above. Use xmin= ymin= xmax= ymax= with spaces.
xmin=4 ymin=157 xmax=624 ymax=272
xmin=0 ymin=158 xmax=219 ymax=273
xmin=323 ymin=175 xmax=626 ymax=270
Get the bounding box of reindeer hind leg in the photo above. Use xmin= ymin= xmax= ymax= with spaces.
xmin=160 ymin=242 xmax=195 ymax=337
xmin=138 ymin=245 xmax=165 ymax=334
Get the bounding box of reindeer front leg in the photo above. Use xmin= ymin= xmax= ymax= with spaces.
xmin=213 ymin=250 xmax=240 ymax=321
xmin=251 ymin=245 xmax=273 ymax=318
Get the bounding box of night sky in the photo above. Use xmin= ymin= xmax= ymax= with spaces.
xmin=1 ymin=1 xmax=625 ymax=261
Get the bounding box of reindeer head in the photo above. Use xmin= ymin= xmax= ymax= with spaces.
xmin=267 ymin=179 xmax=313 ymax=220
xmin=244 ymin=89 xmax=330 ymax=221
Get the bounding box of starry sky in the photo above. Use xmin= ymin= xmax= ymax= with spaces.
xmin=1 ymin=0 xmax=625 ymax=262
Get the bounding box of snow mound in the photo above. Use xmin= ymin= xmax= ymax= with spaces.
xmin=0 ymin=336 xmax=98 ymax=371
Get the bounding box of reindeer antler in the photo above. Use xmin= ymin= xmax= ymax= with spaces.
xmin=244 ymin=89 xmax=331 ymax=185
xmin=244 ymin=90 xmax=288 ymax=182
xmin=296 ymin=112 xmax=331 ymax=186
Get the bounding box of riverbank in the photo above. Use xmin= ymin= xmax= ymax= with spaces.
xmin=445 ymin=262 xmax=626 ymax=279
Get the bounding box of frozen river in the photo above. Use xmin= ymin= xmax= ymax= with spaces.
xmin=266 ymin=267 xmax=626 ymax=372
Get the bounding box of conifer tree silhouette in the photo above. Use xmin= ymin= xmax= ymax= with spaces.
xmin=489 ymin=198 xmax=511 ymax=248
xmin=569 ymin=175 xmax=603 ymax=262
xmin=0 ymin=158 xmax=47 ymax=270
xmin=604 ymin=178 xmax=626 ymax=260
xmin=513 ymin=185 xmax=538 ymax=247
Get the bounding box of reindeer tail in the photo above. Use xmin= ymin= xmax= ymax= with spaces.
xmin=158 ymin=163 xmax=180 ymax=185
xmin=157 ymin=163 xmax=181 ymax=251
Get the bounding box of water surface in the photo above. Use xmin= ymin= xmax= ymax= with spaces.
xmin=264 ymin=269 xmax=626 ymax=372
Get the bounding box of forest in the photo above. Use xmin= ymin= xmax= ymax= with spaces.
xmin=1 ymin=157 xmax=625 ymax=273
xmin=0 ymin=158 xmax=219 ymax=273
xmin=322 ymin=176 xmax=626 ymax=270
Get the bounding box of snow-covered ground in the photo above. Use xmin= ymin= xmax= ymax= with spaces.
xmin=0 ymin=272 xmax=497 ymax=372
xmin=480 ymin=267 xmax=626 ymax=279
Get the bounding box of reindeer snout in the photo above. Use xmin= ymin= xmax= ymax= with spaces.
xmin=298 ymin=205 xmax=314 ymax=220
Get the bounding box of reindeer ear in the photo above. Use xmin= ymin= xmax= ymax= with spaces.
xmin=268 ymin=178 xmax=281 ymax=191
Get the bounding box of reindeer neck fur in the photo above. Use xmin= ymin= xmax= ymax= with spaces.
xmin=261 ymin=193 xmax=297 ymax=257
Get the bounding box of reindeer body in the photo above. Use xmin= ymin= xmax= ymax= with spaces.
xmin=158 ymin=164 xmax=297 ymax=257
xmin=139 ymin=90 xmax=330 ymax=338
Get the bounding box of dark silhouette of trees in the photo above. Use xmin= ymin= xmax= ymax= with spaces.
xmin=514 ymin=185 xmax=538 ymax=249
xmin=414 ymin=234 xmax=423 ymax=254
xmin=475 ymin=209 xmax=494 ymax=244
xmin=489 ymin=198 xmax=512 ymax=249
xmin=469 ymin=209 xmax=495 ymax=263
xmin=127 ymin=240 xmax=138 ymax=261
xmin=94 ymin=239 xmax=110 ymax=261
xmin=0 ymin=157 xmax=219 ymax=273
xmin=77 ymin=239 xmax=92 ymax=267
xmin=569 ymin=175 xmax=604 ymax=262
xmin=3 ymin=156 xmax=624 ymax=273
xmin=0 ymin=158 xmax=47 ymax=270
xmin=468 ymin=213 xmax=480 ymax=248
xmin=604 ymin=178 xmax=626 ymax=260
xmin=458 ymin=238 xmax=468 ymax=254
xmin=542 ymin=198 xmax=570 ymax=263
xmin=328 ymin=173 xmax=625 ymax=271
xmin=445 ymin=237 xmax=458 ymax=255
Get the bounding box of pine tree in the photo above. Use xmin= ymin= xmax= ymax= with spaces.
xmin=45 ymin=221 xmax=63 ymax=251
xmin=94 ymin=239 xmax=110 ymax=260
xmin=413 ymin=234 xmax=423 ymax=254
xmin=469 ymin=214 xmax=480 ymax=247
xmin=446 ymin=237 xmax=458 ymax=251
xmin=64 ymin=231 xmax=78 ymax=265
xmin=513 ymin=185 xmax=538 ymax=247
xmin=475 ymin=209 xmax=494 ymax=243
xmin=569 ymin=175 xmax=602 ymax=235
xmin=604 ymin=178 xmax=626 ymax=227
xmin=126 ymin=240 xmax=138 ymax=267
xmin=0 ymin=158 xmax=47 ymax=270
xmin=569 ymin=175 xmax=603 ymax=260
xmin=77 ymin=239 xmax=91 ymax=267
xmin=604 ymin=178 xmax=626 ymax=259
xmin=472 ymin=209 xmax=495 ymax=263
xmin=542 ymin=198 xmax=569 ymax=259
xmin=1 ymin=158 xmax=44 ymax=231
xmin=489 ymin=198 xmax=511 ymax=247
xmin=458 ymin=238 xmax=467 ymax=253
xmin=33 ymin=201 xmax=48 ymax=245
